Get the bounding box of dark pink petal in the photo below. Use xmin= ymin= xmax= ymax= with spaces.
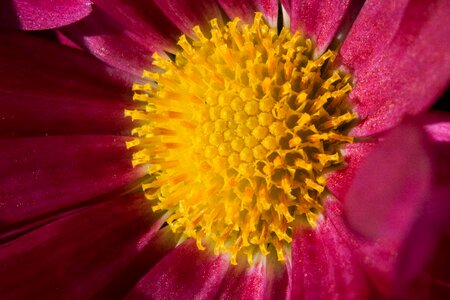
xmin=0 ymin=0 xmax=92 ymax=30
xmin=154 ymin=0 xmax=223 ymax=35
xmin=217 ymin=262 xmax=265 ymax=299
xmin=0 ymin=136 xmax=143 ymax=231
xmin=344 ymin=121 xmax=431 ymax=239
xmin=95 ymin=227 xmax=178 ymax=299
xmin=430 ymin=236 xmax=450 ymax=298
xmin=264 ymin=259 xmax=291 ymax=300
xmin=126 ymin=239 xmax=229 ymax=299
xmin=61 ymin=9 xmax=159 ymax=76
xmin=0 ymin=92 xmax=132 ymax=137
xmin=0 ymin=30 xmax=134 ymax=136
xmin=340 ymin=0 xmax=450 ymax=135
xmin=287 ymin=0 xmax=358 ymax=53
xmin=92 ymin=0 xmax=179 ymax=49
xmin=258 ymin=0 xmax=279 ymax=26
xmin=420 ymin=111 xmax=450 ymax=142
xmin=290 ymin=200 xmax=369 ymax=299
xmin=55 ymin=30 xmax=84 ymax=50
xmin=344 ymin=119 xmax=450 ymax=294
xmin=397 ymin=121 xmax=450 ymax=287
xmin=0 ymin=193 xmax=174 ymax=298
xmin=280 ymin=0 xmax=290 ymax=14
xmin=0 ymin=30 xmax=132 ymax=93
xmin=326 ymin=140 xmax=377 ymax=201
xmin=339 ymin=0 xmax=410 ymax=72
xmin=218 ymin=0 xmax=278 ymax=27
xmin=327 ymin=200 xmax=401 ymax=297
xmin=211 ymin=257 xmax=290 ymax=299
xmin=62 ymin=1 xmax=180 ymax=75
xmin=345 ymin=121 xmax=432 ymax=239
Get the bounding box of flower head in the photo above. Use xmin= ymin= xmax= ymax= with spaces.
xmin=0 ymin=0 xmax=449 ymax=299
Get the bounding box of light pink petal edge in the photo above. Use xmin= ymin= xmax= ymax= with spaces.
xmin=0 ymin=0 xmax=92 ymax=30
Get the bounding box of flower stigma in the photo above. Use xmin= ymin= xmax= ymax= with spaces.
xmin=126 ymin=13 xmax=356 ymax=265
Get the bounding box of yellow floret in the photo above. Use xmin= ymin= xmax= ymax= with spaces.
xmin=126 ymin=13 xmax=356 ymax=265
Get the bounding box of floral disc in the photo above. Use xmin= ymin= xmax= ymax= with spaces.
xmin=126 ymin=13 xmax=356 ymax=265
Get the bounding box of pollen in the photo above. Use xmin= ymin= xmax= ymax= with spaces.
xmin=126 ymin=13 xmax=356 ymax=265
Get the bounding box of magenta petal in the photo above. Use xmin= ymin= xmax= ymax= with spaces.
xmin=0 ymin=92 xmax=132 ymax=137
xmin=218 ymin=0 xmax=278 ymax=27
xmin=326 ymin=141 xmax=377 ymax=201
xmin=92 ymin=0 xmax=179 ymax=50
xmin=217 ymin=263 xmax=265 ymax=299
xmin=421 ymin=111 xmax=450 ymax=142
xmin=0 ymin=0 xmax=91 ymax=30
xmin=258 ymin=0 xmax=279 ymax=26
xmin=154 ymin=0 xmax=223 ymax=35
xmin=430 ymin=236 xmax=450 ymax=298
xmin=0 ymin=30 xmax=132 ymax=92
xmin=341 ymin=0 xmax=450 ymax=135
xmin=396 ymin=120 xmax=450 ymax=287
xmin=280 ymin=0 xmax=290 ymax=14
xmin=344 ymin=119 xmax=450 ymax=293
xmin=327 ymin=200 xmax=399 ymax=296
xmin=0 ymin=193 xmax=168 ymax=298
xmin=339 ymin=0 xmax=411 ymax=72
xmin=288 ymin=0 xmax=356 ymax=53
xmin=344 ymin=121 xmax=431 ymax=240
xmin=264 ymin=259 xmax=291 ymax=300
xmin=126 ymin=239 xmax=229 ymax=299
xmin=61 ymin=9 xmax=157 ymax=75
xmin=0 ymin=31 xmax=134 ymax=136
xmin=0 ymin=136 xmax=143 ymax=230
xmin=62 ymin=1 xmax=180 ymax=75
xmin=55 ymin=30 xmax=84 ymax=50
xmin=291 ymin=200 xmax=369 ymax=299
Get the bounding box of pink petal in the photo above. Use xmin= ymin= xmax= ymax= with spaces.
xmin=340 ymin=0 xmax=450 ymax=135
xmin=327 ymin=200 xmax=401 ymax=297
xmin=326 ymin=140 xmax=377 ymax=201
xmin=397 ymin=121 xmax=450 ymax=287
xmin=344 ymin=119 xmax=450 ymax=294
xmin=126 ymin=239 xmax=229 ymax=299
xmin=0 ymin=30 xmax=135 ymax=136
xmin=0 ymin=30 xmax=132 ymax=92
xmin=264 ymin=259 xmax=291 ymax=300
xmin=339 ymin=0 xmax=409 ymax=72
xmin=55 ymin=30 xmax=84 ymax=50
xmin=287 ymin=0 xmax=359 ymax=53
xmin=92 ymin=0 xmax=179 ymax=49
xmin=60 ymin=11 xmax=154 ymax=76
xmin=0 ymin=193 xmax=173 ymax=298
xmin=0 ymin=0 xmax=92 ymax=30
xmin=280 ymin=0 xmax=290 ymax=14
xmin=0 ymin=92 xmax=133 ymax=137
xmin=344 ymin=121 xmax=432 ymax=240
xmin=290 ymin=199 xmax=369 ymax=299
xmin=218 ymin=0 xmax=279 ymax=27
xmin=62 ymin=1 xmax=180 ymax=75
xmin=421 ymin=111 xmax=450 ymax=142
xmin=217 ymin=262 xmax=265 ymax=300
xmin=0 ymin=136 xmax=143 ymax=232
xmin=430 ymin=236 xmax=450 ymax=298
xmin=153 ymin=0 xmax=223 ymax=35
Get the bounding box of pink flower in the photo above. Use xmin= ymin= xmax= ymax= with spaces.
xmin=0 ymin=0 xmax=449 ymax=299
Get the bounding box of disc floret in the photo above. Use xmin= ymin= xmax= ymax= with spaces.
xmin=126 ymin=13 xmax=356 ymax=265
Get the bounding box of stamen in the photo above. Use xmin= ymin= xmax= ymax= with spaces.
xmin=127 ymin=13 xmax=356 ymax=265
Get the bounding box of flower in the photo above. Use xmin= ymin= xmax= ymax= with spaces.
xmin=0 ymin=0 xmax=449 ymax=299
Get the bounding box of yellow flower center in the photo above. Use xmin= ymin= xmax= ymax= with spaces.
xmin=126 ymin=13 xmax=356 ymax=265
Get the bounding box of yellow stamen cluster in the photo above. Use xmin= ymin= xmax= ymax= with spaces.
xmin=126 ymin=13 xmax=356 ymax=265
